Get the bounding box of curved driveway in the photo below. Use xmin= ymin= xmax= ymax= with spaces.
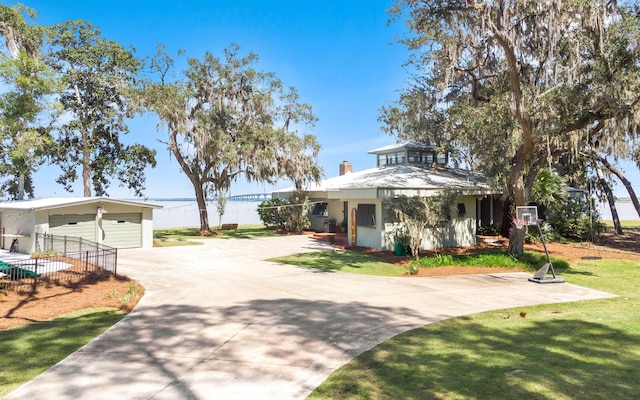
xmin=6 ymin=235 xmax=614 ymax=399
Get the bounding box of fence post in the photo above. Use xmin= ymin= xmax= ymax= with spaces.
xmin=32 ymin=258 xmax=38 ymax=290
xmin=85 ymin=251 xmax=89 ymax=272
xmin=63 ymin=235 xmax=67 ymax=256
xmin=114 ymin=249 xmax=118 ymax=275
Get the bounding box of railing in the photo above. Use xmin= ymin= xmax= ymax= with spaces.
xmin=0 ymin=234 xmax=118 ymax=293
xmin=35 ymin=233 xmax=114 ymax=254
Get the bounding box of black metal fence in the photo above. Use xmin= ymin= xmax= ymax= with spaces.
xmin=35 ymin=232 xmax=114 ymax=254
xmin=0 ymin=234 xmax=117 ymax=293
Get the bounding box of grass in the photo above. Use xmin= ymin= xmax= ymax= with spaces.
xmin=602 ymin=220 xmax=640 ymax=229
xmin=153 ymin=224 xmax=281 ymax=246
xmin=270 ymin=248 xmax=570 ymax=276
xmin=309 ymin=258 xmax=640 ymax=399
xmin=414 ymin=250 xmax=570 ymax=272
xmin=0 ymin=308 xmax=126 ymax=396
xmin=268 ymin=251 xmax=405 ymax=276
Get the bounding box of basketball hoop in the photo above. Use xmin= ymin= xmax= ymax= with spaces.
xmin=513 ymin=218 xmax=526 ymax=230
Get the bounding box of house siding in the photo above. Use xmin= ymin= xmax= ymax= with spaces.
xmin=381 ymin=195 xmax=478 ymax=251
xmin=344 ymin=199 xmax=383 ymax=248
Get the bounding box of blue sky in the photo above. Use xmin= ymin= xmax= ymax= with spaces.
xmin=8 ymin=0 xmax=640 ymax=200
xmin=17 ymin=0 xmax=406 ymax=198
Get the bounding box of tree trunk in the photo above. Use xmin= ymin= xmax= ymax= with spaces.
xmin=508 ymin=226 xmax=525 ymax=255
xmin=168 ymin=130 xmax=210 ymax=232
xmin=598 ymin=155 xmax=640 ymax=218
xmin=507 ymin=156 xmax=528 ymax=255
xmin=75 ymin=81 xmax=91 ymax=197
xmin=595 ymin=164 xmax=622 ymax=234
xmin=194 ymin=183 xmax=210 ymax=232
xmin=500 ymin=197 xmax=513 ymax=237
xmin=17 ymin=173 xmax=25 ymax=200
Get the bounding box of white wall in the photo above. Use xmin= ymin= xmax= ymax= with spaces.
xmin=1 ymin=210 xmax=35 ymax=253
xmin=345 ymin=199 xmax=383 ymax=249
xmin=380 ymin=195 xmax=478 ymax=251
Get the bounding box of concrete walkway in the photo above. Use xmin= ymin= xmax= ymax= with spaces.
xmin=6 ymin=235 xmax=614 ymax=399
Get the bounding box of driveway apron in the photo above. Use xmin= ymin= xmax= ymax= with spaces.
xmin=5 ymin=235 xmax=615 ymax=399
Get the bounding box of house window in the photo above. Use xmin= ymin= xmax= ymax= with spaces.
xmin=378 ymin=154 xmax=386 ymax=167
xmin=356 ymin=204 xmax=376 ymax=227
xmin=408 ymin=151 xmax=420 ymax=163
xmin=396 ymin=152 xmax=406 ymax=164
xmin=312 ymin=202 xmax=328 ymax=216
xmin=386 ymin=153 xmax=397 ymax=165
xmin=421 ymin=152 xmax=434 ymax=165
xmin=436 ymin=153 xmax=447 ymax=165
xmin=457 ymin=203 xmax=466 ymax=216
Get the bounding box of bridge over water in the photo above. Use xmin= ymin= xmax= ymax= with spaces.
xmin=227 ymin=193 xmax=272 ymax=202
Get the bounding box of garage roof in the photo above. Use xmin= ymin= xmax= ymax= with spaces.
xmin=0 ymin=197 xmax=163 ymax=211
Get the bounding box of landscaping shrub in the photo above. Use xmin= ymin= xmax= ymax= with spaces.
xmin=546 ymin=199 xmax=604 ymax=241
xmin=257 ymin=198 xmax=288 ymax=228
xmin=257 ymin=193 xmax=311 ymax=233
xmin=477 ymin=224 xmax=500 ymax=236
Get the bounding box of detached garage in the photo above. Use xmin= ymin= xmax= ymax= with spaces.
xmin=0 ymin=197 xmax=162 ymax=253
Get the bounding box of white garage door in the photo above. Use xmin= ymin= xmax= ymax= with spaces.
xmin=49 ymin=214 xmax=97 ymax=241
xmin=102 ymin=213 xmax=142 ymax=248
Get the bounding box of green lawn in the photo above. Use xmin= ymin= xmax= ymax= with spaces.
xmin=268 ymin=251 xmax=406 ymax=276
xmin=309 ymin=258 xmax=640 ymax=399
xmin=602 ymin=220 xmax=640 ymax=229
xmin=153 ymin=224 xmax=281 ymax=246
xmin=0 ymin=309 xmax=126 ymax=396
xmin=269 ymin=248 xmax=570 ymax=276
xmin=414 ymin=250 xmax=569 ymax=272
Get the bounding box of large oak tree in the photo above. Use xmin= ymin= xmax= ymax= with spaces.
xmin=47 ymin=20 xmax=156 ymax=197
xmin=143 ymin=44 xmax=322 ymax=232
xmin=0 ymin=4 xmax=56 ymax=199
xmin=386 ymin=0 xmax=640 ymax=254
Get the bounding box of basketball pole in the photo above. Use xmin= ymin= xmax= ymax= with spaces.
xmin=514 ymin=205 xmax=565 ymax=284
xmin=528 ymin=222 xmax=565 ymax=284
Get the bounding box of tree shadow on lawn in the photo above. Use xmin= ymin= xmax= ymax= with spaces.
xmin=312 ymin=317 xmax=640 ymax=399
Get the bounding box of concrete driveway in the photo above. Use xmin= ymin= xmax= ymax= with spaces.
xmin=6 ymin=235 xmax=614 ymax=399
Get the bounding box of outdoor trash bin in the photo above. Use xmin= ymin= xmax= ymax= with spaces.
xmin=324 ymin=219 xmax=337 ymax=233
xmin=394 ymin=241 xmax=407 ymax=256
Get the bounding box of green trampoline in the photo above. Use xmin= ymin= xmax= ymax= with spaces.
xmin=0 ymin=261 xmax=41 ymax=279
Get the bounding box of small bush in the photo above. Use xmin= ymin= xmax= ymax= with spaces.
xmin=257 ymin=198 xmax=288 ymax=228
xmin=31 ymin=250 xmax=61 ymax=257
xmin=546 ymin=199 xmax=604 ymax=241
xmin=257 ymin=192 xmax=311 ymax=233
xmin=477 ymin=224 xmax=500 ymax=236
xmin=411 ymin=250 xmax=568 ymax=271
xmin=405 ymin=264 xmax=420 ymax=275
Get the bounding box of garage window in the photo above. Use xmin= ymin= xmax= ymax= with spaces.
xmin=356 ymin=204 xmax=376 ymax=227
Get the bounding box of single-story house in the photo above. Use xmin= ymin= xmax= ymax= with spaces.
xmin=0 ymin=197 xmax=162 ymax=253
xmin=273 ymin=142 xmax=503 ymax=251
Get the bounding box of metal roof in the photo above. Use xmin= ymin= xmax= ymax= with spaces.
xmin=0 ymin=197 xmax=163 ymax=211
xmin=275 ymin=165 xmax=498 ymax=194
xmin=367 ymin=141 xmax=436 ymax=154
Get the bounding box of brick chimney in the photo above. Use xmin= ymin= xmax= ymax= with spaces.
xmin=339 ymin=161 xmax=353 ymax=176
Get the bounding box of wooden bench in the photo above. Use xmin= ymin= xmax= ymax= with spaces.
xmin=220 ymin=223 xmax=239 ymax=230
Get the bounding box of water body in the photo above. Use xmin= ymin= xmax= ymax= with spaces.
xmin=152 ymin=200 xmax=263 ymax=229
xmin=150 ymin=199 xmax=638 ymax=229
xmin=597 ymin=200 xmax=639 ymax=222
